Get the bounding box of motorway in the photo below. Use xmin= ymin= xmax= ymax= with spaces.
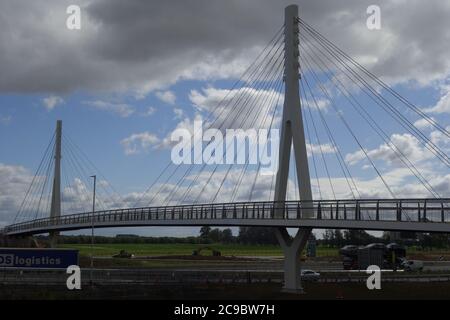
xmin=121 ymin=256 xmax=450 ymax=273
xmin=3 ymin=259 xmax=450 ymax=286
xmin=2 ymin=268 xmax=450 ymax=286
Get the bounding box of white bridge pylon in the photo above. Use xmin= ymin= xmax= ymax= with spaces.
xmin=273 ymin=4 xmax=313 ymax=293
xmin=49 ymin=120 xmax=62 ymax=247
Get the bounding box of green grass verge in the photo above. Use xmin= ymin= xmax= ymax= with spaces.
xmin=59 ymin=243 xmax=339 ymax=257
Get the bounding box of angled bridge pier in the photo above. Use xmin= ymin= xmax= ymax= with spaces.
xmin=275 ymin=228 xmax=311 ymax=293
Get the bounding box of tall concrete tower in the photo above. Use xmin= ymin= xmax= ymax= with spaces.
xmin=49 ymin=120 xmax=62 ymax=247
xmin=274 ymin=5 xmax=313 ymax=293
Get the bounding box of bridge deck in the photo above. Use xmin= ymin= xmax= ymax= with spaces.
xmin=2 ymin=199 xmax=450 ymax=236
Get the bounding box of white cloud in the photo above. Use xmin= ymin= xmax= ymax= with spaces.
xmin=141 ymin=106 xmax=156 ymax=117
xmin=155 ymin=90 xmax=176 ymax=105
xmin=0 ymin=162 xmax=125 ymax=226
xmin=0 ymin=115 xmax=12 ymax=125
xmin=307 ymin=142 xmax=336 ymax=156
xmin=0 ymin=163 xmax=34 ymax=225
xmin=189 ymin=86 xmax=283 ymax=129
xmin=425 ymin=85 xmax=450 ymax=114
xmin=173 ymin=108 xmax=184 ymax=119
xmin=139 ymin=85 xmax=284 ymax=157
xmin=120 ymin=132 xmax=160 ymax=155
xmin=345 ymin=149 xmax=366 ymax=166
xmin=158 ymin=114 xmax=204 ymax=149
xmin=3 ymin=1 xmax=450 ymax=96
xmin=61 ymin=178 xmax=92 ymax=212
xmin=189 ymin=87 xmax=232 ymax=113
xmin=302 ymin=98 xmax=330 ymax=111
xmin=83 ymin=100 xmax=135 ymax=117
xmin=429 ymin=126 xmax=450 ymax=152
xmin=42 ymin=95 xmax=64 ymax=111
xmin=414 ymin=117 xmax=436 ymax=129
xmin=129 ymin=165 xmax=449 ymax=206
xmin=345 ymin=133 xmax=433 ymax=166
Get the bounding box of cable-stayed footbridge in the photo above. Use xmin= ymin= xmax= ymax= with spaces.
xmin=1 ymin=5 xmax=449 ymax=292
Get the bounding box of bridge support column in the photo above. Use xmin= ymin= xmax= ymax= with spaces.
xmin=276 ymin=227 xmax=311 ymax=293
xmin=49 ymin=120 xmax=62 ymax=248
xmin=273 ymin=5 xmax=314 ymax=293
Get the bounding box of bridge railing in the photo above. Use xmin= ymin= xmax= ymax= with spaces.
xmin=3 ymin=199 xmax=450 ymax=235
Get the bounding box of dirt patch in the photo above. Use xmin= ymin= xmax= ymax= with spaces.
xmin=135 ymin=255 xmax=259 ymax=261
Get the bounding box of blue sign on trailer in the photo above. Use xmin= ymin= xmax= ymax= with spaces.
xmin=0 ymin=248 xmax=78 ymax=269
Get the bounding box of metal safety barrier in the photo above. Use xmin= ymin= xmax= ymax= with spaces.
xmin=2 ymin=199 xmax=450 ymax=236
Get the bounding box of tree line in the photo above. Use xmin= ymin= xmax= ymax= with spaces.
xmin=51 ymin=227 xmax=279 ymax=245
xmin=46 ymin=227 xmax=450 ymax=248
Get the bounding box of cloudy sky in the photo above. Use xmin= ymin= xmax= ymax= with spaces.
xmin=0 ymin=0 xmax=449 ymax=237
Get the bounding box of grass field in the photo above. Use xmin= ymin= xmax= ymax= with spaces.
xmin=59 ymin=243 xmax=450 ymax=261
xmin=59 ymin=243 xmax=339 ymax=257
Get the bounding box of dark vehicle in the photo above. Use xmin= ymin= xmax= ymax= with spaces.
xmin=340 ymin=245 xmax=359 ymax=270
xmin=339 ymin=245 xmax=359 ymax=256
xmin=365 ymin=243 xmax=387 ymax=250
xmin=386 ymin=243 xmax=406 ymax=268
xmin=342 ymin=256 xmax=358 ymax=270
xmin=300 ymin=270 xmax=320 ymax=282
xmin=192 ymin=246 xmax=221 ymax=257
xmin=112 ymin=250 xmax=134 ymax=259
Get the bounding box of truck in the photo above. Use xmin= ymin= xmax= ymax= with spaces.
xmin=340 ymin=243 xmax=406 ymax=270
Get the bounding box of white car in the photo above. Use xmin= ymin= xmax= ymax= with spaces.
xmin=401 ymin=260 xmax=424 ymax=272
xmin=300 ymin=270 xmax=320 ymax=282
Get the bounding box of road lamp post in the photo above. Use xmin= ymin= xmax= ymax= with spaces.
xmin=90 ymin=175 xmax=96 ymax=285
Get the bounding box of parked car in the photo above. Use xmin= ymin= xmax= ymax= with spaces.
xmin=300 ymin=270 xmax=320 ymax=282
xmin=401 ymin=260 xmax=424 ymax=272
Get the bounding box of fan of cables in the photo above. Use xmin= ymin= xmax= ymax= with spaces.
xmin=13 ymin=130 xmax=122 ymax=224
xmin=297 ymin=17 xmax=448 ymax=201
